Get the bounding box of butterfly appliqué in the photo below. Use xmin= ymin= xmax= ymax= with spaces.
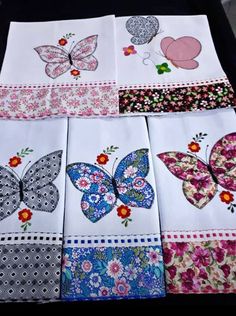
xmin=0 ymin=150 xmax=63 ymax=221
xmin=67 ymin=148 xmax=155 ymax=223
xmin=126 ymin=16 xmax=160 ymax=45
xmin=34 ymin=34 xmax=98 ymax=79
xmin=158 ymin=133 xmax=236 ymax=210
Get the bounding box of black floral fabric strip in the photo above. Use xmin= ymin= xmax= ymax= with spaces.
xmin=119 ymin=82 xmax=235 ymax=114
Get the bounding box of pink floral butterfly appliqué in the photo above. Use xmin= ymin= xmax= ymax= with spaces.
xmin=158 ymin=133 xmax=236 ymax=209
xmin=34 ymin=35 xmax=98 ymax=79
xmin=160 ymin=36 xmax=202 ymax=70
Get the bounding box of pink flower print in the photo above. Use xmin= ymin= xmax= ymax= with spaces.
xmin=181 ymin=268 xmax=200 ymax=292
xmin=199 ymin=268 xmax=208 ymax=279
xmin=81 ymin=260 xmax=93 ymax=273
xmin=147 ymin=247 xmax=162 ymax=266
xmin=171 ymin=242 xmax=189 ymax=256
xmin=113 ymin=278 xmax=130 ymax=296
xmin=221 ymin=240 xmax=236 ymax=256
xmin=163 ymin=247 xmax=174 ymax=265
xmin=75 ymin=177 xmax=91 ymax=190
xmin=212 ymin=247 xmax=225 ymax=263
xmin=62 ymin=254 xmax=71 ymax=272
xmin=107 ymin=259 xmax=123 ymax=278
xmin=190 ymin=174 xmax=211 ymax=190
xmin=167 ymin=266 xmax=177 ymax=279
xmin=123 ymin=45 xmax=137 ymax=56
xmin=191 ymin=246 xmax=211 ymax=268
xmin=99 ymin=286 xmax=110 ymax=296
xmin=220 ymin=264 xmax=231 ymax=278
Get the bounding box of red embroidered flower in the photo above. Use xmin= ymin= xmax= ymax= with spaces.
xmin=58 ymin=38 xmax=67 ymax=46
xmin=70 ymin=69 xmax=80 ymax=76
xmin=123 ymin=45 xmax=137 ymax=56
xmin=219 ymin=191 xmax=234 ymax=204
xmin=18 ymin=209 xmax=32 ymax=223
xmin=9 ymin=156 xmax=21 ymax=167
xmin=96 ymin=154 xmax=109 ymax=165
xmin=188 ymin=142 xmax=200 ymax=152
xmin=117 ymin=205 xmax=131 ymax=219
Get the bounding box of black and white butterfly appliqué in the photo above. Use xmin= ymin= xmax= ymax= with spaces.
xmin=0 ymin=150 xmax=63 ymax=221
xmin=126 ymin=16 xmax=160 ymax=45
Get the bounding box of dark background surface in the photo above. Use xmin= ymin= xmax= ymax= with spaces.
xmin=0 ymin=0 xmax=236 ymax=308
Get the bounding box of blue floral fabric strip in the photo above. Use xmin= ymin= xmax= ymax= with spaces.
xmin=61 ymin=245 xmax=165 ymax=300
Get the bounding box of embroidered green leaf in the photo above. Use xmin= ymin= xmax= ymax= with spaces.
xmin=17 ymin=147 xmax=33 ymax=158
xmin=155 ymin=63 xmax=171 ymax=75
xmin=63 ymin=33 xmax=75 ymax=39
xmin=192 ymin=132 xmax=208 ymax=143
xmin=103 ymin=145 xmax=119 ymax=155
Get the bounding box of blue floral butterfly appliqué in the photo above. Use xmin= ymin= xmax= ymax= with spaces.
xmin=66 ymin=148 xmax=154 ymax=223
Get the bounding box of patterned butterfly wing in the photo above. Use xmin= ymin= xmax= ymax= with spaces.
xmin=209 ymin=132 xmax=236 ymax=191
xmin=34 ymin=46 xmax=71 ymax=78
xmin=21 ymin=151 xmax=63 ymax=213
xmin=157 ymin=152 xmax=217 ymax=209
xmin=0 ymin=166 xmax=21 ymax=221
xmin=114 ymin=149 xmax=154 ymax=209
xmin=66 ymin=163 xmax=116 ymax=222
xmin=70 ymin=35 xmax=98 ymax=71
xmin=126 ymin=16 xmax=159 ymax=45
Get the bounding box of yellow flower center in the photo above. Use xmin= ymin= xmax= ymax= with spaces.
xmin=191 ymin=144 xmax=197 ymax=150
xmin=120 ymin=208 xmax=127 ymax=215
xmin=160 ymin=66 xmax=166 ymax=71
xmin=100 ymin=157 xmax=105 ymax=162
xmin=223 ymin=194 xmax=230 ymax=201
xmin=12 ymin=159 xmax=18 ymax=165
xmin=127 ymin=48 xmax=133 ymax=53
xmin=22 ymin=212 xmax=29 ymax=219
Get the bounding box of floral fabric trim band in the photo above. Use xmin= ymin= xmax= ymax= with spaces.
xmin=0 ymin=81 xmax=235 ymax=119
xmin=119 ymin=81 xmax=235 ymax=114
xmin=163 ymin=239 xmax=236 ymax=294
xmin=62 ymin=245 xmax=165 ymax=300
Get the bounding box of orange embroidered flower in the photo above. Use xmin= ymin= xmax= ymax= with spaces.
xmin=219 ymin=191 xmax=234 ymax=204
xmin=18 ymin=209 xmax=32 ymax=222
xmin=58 ymin=38 xmax=67 ymax=46
xmin=123 ymin=45 xmax=137 ymax=56
xmin=188 ymin=142 xmax=200 ymax=152
xmin=70 ymin=69 xmax=80 ymax=76
xmin=96 ymin=154 xmax=109 ymax=165
xmin=117 ymin=205 xmax=131 ymax=219
xmin=9 ymin=156 xmax=21 ymax=167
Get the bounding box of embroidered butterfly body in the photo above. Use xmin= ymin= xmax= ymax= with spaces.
xmin=160 ymin=36 xmax=202 ymax=70
xmin=0 ymin=151 xmax=63 ymax=221
xmin=34 ymin=35 xmax=98 ymax=79
xmin=67 ymin=149 xmax=154 ymax=223
xmin=158 ymin=133 xmax=236 ymax=209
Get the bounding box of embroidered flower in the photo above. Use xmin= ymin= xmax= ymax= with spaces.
xmin=171 ymin=242 xmax=189 ymax=256
xmin=133 ymin=177 xmax=146 ymax=190
xmin=147 ymin=247 xmax=162 ymax=266
xmin=81 ymin=201 xmax=89 ymax=211
xmin=123 ymin=45 xmax=137 ymax=56
xmin=117 ymin=205 xmax=131 ymax=219
xmin=75 ymin=177 xmax=91 ymax=190
xmin=96 ymin=153 xmax=109 ymax=165
xmin=70 ymin=69 xmax=80 ymax=77
xmin=191 ymin=246 xmax=211 ymax=268
xmin=9 ymin=156 xmax=21 ymax=167
xmin=88 ymin=194 xmax=100 ymax=204
xmin=58 ymin=38 xmax=67 ymax=46
xmin=156 ymin=63 xmax=171 ymax=74
xmin=124 ymin=166 xmax=138 ymax=178
xmin=219 ymin=191 xmax=234 ymax=204
xmin=18 ymin=209 xmax=32 ymax=223
xmin=89 ymin=273 xmax=101 ymax=288
xmin=188 ymin=142 xmax=200 ymax=152
xmin=99 ymin=286 xmax=110 ymax=296
xmin=113 ymin=277 xmax=130 ymax=296
xmin=62 ymin=254 xmax=71 ymax=272
xmin=107 ymin=259 xmax=123 ymax=278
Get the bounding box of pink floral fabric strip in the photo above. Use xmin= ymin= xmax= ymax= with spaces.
xmin=163 ymin=239 xmax=236 ymax=294
xmin=119 ymin=81 xmax=235 ymax=114
xmin=0 ymin=84 xmax=119 ymax=119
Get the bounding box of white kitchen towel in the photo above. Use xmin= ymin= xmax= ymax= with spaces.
xmin=62 ymin=117 xmax=165 ymax=300
xmin=148 ymin=109 xmax=236 ymax=293
xmin=0 ymin=118 xmax=67 ymax=301
xmin=117 ymin=15 xmax=235 ymax=114
xmin=0 ymin=16 xmax=118 ymax=119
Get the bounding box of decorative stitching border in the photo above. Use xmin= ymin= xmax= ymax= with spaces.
xmin=162 ymin=229 xmax=236 ymax=242
xmin=63 ymin=233 xmax=161 ymax=247
xmin=0 ymin=232 xmax=62 ymax=245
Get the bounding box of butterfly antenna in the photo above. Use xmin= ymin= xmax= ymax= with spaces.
xmin=112 ymin=158 xmax=118 ymax=176
xmin=21 ymin=160 xmax=31 ymax=178
xmin=5 ymin=165 xmax=21 ymax=181
xmin=69 ymin=41 xmax=75 ymax=54
xmin=205 ymin=145 xmax=209 ymax=163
